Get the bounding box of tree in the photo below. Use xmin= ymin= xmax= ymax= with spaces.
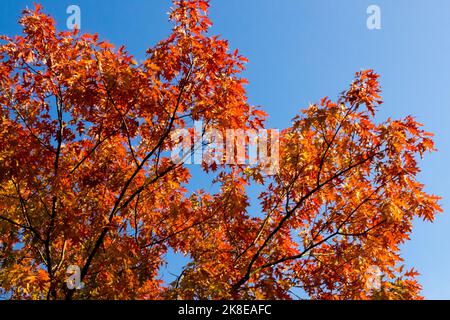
xmin=0 ymin=1 xmax=442 ymax=300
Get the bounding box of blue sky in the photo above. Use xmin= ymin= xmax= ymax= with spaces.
xmin=1 ymin=0 xmax=449 ymax=299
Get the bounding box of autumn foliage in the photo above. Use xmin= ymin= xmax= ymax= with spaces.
xmin=0 ymin=1 xmax=442 ymax=300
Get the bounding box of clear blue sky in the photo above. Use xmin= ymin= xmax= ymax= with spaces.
xmin=1 ymin=0 xmax=449 ymax=299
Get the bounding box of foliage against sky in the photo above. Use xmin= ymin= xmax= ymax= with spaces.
xmin=0 ymin=0 xmax=442 ymax=299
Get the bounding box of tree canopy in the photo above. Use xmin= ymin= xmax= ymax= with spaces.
xmin=0 ymin=0 xmax=442 ymax=300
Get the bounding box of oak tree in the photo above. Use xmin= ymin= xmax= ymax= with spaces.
xmin=0 ymin=1 xmax=442 ymax=300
